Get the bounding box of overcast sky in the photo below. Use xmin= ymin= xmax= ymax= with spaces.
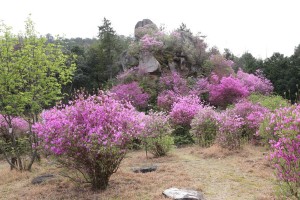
xmin=1 ymin=0 xmax=299 ymax=59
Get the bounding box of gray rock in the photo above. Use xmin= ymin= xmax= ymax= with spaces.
xmin=163 ymin=188 xmax=205 ymax=200
xmin=138 ymin=52 xmax=160 ymax=73
xmin=134 ymin=19 xmax=158 ymax=40
xmin=120 ymin=51 xmax=139 ymax=71
xmin=134 ymin=19 xmax=156 ymax=29
xmin=31 ymin=174 xmax=55 ymax=184
xmin=132 ymin=165 xmax=157 ymax=173
xmin=169 ymin=62 xmax=177 ymax=72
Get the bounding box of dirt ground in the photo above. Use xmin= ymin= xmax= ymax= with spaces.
xmin=0 ymin=145 xmax=277 ymax=200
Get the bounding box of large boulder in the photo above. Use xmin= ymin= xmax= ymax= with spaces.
xmin=134 ymin=19 xmax=158 ymax=40
xmin=138 ymin=52 xmax=160 ymax=73
xmin=163 ymin=188 xmax=205 ymax=200
xmin=120 ymin=51 xmax=139 ymax=71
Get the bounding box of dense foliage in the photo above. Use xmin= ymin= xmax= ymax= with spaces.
xmin=33 ymin=92 xmax=144 ymax=190
xmin=141 ymin=111 xmax=174 ymax=157
xmin=2 ymin=17 xmax=300 ymax=198
xmin=190 ymin=106 xmax=218 ymax=147
xmin=0 ymin=17 xmax=75 ymax=170
xmin=259 ymin=105 xmax=300 ymax=198
xmin=110 ymin=82 xmax=150 ymax=110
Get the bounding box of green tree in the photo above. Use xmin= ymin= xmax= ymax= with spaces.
xmin=82 ymin=18 xmax=130 ymax=90
xmin=0 ymin=17 xmax=75 ymax=170
xmin=236 ymin=52 xmax=260 ymax=73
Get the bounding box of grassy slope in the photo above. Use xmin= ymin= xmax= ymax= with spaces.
xmin=0 ymin=145 xmax=276 ymax=200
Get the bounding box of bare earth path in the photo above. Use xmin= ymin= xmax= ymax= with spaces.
xmin=0 ymin=145 xmax=276 ymax=200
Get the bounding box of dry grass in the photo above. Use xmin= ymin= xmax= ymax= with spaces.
xmin=0 ymin=144 xmax=277 ymax=200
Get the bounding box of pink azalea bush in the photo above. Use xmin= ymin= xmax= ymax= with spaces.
xmin=0 ymin=115 xmax=28 ymax=133
xmin=170 ymin=95 xmax=202 ymax=126
xmin=259 ymin=105 xmax=300 ymax=198
xmin=190 ymin=106 xmax=218 ymax=147
xmin=216 ymin=110 xmax=244 ymax=150
xmin=110 ymin=82 xmax=150 ymax=109
xmin=209 ymin=76 xmax=249 ymax=108
xmin=141 ymin=111 xmax=174 ymax=157
xmin=209 ymin=55 xmax=234 ymax=79
xmin=230 ymin=100 xmax=269 ymax=140
xmin=237 ymin=69 xmax=273 ymax=95
xmin=33 ymin=92 xmax=145 ymax=190
xmin=140 ymin=34 xmax=164 ymax=52
xmin=189 ymin=78 xmax=210 ymax=97
xmin=159 ymin=72 xmax=189 ymax=95
xmin=157 ymin=90 xmax=179 ymax=111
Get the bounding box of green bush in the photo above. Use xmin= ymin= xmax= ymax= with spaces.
xmin=144 ymin=135 xmax=174 ymax=157
xmin=248 ymin=94 xmax=289 ymax=111
xmin=142 ymin=111 xmax=174 ymax=157
xmin=172 ymin=125 xmax=194 ymax=146
xmin=190 ymin=107 xmax=218 ymax=147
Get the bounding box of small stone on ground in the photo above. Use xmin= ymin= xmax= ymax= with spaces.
xmin=163 ymin=187 xmax=205 ymax=200
xmin=31 ymin=174 xmax=55 ymax=184
xmin=132 ymin=165 xmax=157 ymax=173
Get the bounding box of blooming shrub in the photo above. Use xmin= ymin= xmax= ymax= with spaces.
xmin=110 ymin=82 xmax=150 ymax=109
xmin=0 ymin=115 xmax=30 ymax=170
xmin=170 ymin=95 xmax=202 ymax=126
xmin=216 ymin=110 xmax=244 ymax=150
xmin=230 ymin=100 xmax=269 ymax=140
xmin=237 ymin=69 xmax=273 ymax=95
xmin=140 ymin=34 xmax=163 ymax=52
xmin=157 ymin=90 xmax=179 ymax=111
xmin=189 ymin=78 xmax=210 ymax=97
xmin=33 ymin=93 xmax=144 ymax=190
xmin=209 ymin=55 xmax=234 ymax=79
xmin=0 ymin=115 xmax=28 ymax=133
xmin=190 ymin=106 xmax=218 ymax=147
xmin=159 ymin=72 xmax=189 ymax=95
xmin=209 ymin=76 xmax=249 ymax=108
xmin=259 ymin=105 xmax=300 ymax=198
xmin=141 ymin=111 xmax=174 ymax=157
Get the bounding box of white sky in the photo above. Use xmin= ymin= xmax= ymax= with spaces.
xmin=0 ymin=0 xmax=299 ymax=59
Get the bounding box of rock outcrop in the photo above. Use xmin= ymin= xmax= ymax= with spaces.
xmin=134 ymin=19 xmax=158 ymax=40
xmin=138 ymin=52 xmax=161 ymax=73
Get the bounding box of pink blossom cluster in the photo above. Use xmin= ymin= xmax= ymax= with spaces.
xmin=33 ymin=93 xmax=145 ymax=156
xmin=216 ymin=110 xmax=244 ymax=149
xmin=110 ymin=82 xmax=150 ymax=109
xmin=157 ymin=90 xmax=180 ymax=111
xmin=230 ymin=100 xmax=269 ymax=133
xmin=209 ymin=76 xmax=249 ymax=108
xmin=190 ymin=106 xmax=218 ymax=146
xmin=140 ymin=34 xmax=163 ymax=51
xmin=170 ymin=95 xmax=202 ymax=126
xmin=209 ymin=55 xmax=234 ymax=79
xmin=0 ymin=114 xmax=28 ymax=133
xmin=170 ymin=31 xmax=181 ymax=39
xmin=159 ymin=72 xmax=189 ymax=95
xmin=142 ymin=111 xmax=172 ymax=138
xmin=263 ymin=105 xmax=300 ymax=191
xmin=237 ymin=70 xmax=273 ymax=95
xmin=262 ymin=105 xmax=300 ymax=139
xmin=189 ymin=78 xmax=210 ymax=96
xmin=270 ymin=136 xmax=300 ymax=183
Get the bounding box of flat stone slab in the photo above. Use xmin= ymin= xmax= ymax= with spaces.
xmin=31 ymin=174 xmax=55 ymax=184
xmin=163 ymin=188 xmax=205 ymax=200
xmin=132 ymin=165 xmax=157 ymax=173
